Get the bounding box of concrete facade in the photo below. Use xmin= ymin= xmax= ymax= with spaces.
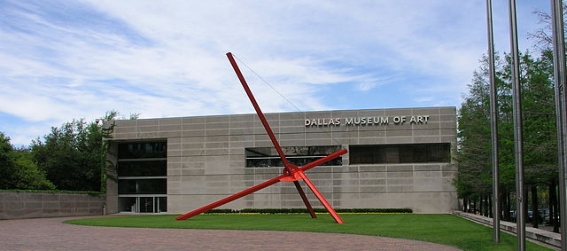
xmin=106 ymin=107 xmax=457 ymax=214
xmin=0 ymin=191 xmax=105 ymax=220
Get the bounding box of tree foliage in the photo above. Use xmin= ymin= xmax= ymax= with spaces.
xmin=0 ymin=132 xmax=54 ymax=190
xmin=456 ymin=49 xmax=558 ymax=227
xmin=0 ymin=111 xmax=128 ymax=192
xmin=31 ymin=120 xmax=100 ymax=191
xmin=30 ymin=111 xmax=117 ymax=191
xmin=520 ymin=51 xmax=557 ymax=186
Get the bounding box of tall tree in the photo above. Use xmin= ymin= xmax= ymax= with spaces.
xmin=456 ymin=50 xmax=557 ymax=226
xmin=527 ymin=4 xmax=567 ymax=232
xmin=0 ymin=132 xmax=16 ymax=189
xmin=454 ymin=67 xmax=492 ymax=209
xmin=519 ymin=52 xmax=557 ymax=227
xmin=0 ymin=132 xmax=54 ymax=190
xmin=455 ymin=54 xmax=515 ymax=215
xmin=32 ymin=111 xmax=117 ymax=191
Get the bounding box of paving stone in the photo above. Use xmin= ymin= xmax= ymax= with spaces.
xmin=0 ymin=217 xmax=461 ymax=251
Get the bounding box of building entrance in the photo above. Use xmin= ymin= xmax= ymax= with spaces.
xmin=119 ymin=196 xmax=167 ymax=213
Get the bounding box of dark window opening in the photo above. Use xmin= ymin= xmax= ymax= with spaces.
xmin=349 ymin=143 xmax=451 ymax=164
xmin=245 ymin=146 xmax=343 ymax=167
xmin=118 ymin=179 xmax=167 ymax=194
xmin=117 ymin=160 xmax=167 ymax=176
xmin=118 ymin=142 xmax=167 ymax=159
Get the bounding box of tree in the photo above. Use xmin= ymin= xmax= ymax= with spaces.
xmin=528 ymin=4 xmax=567 ymax=51
xmin=11 ymin=148 xmax=55 ymax=190
xmin=504 ymin=52 xmax=557 ymax=228
xmin=454 ymin=69 xmax=492 ymax=214
xmin=526 ymin=4 xmax=567 ymax=231
xmin=0 ymin=132 xmax=54 ymax=190
xmin=0 ymin=132 xmax=16 ymax=189
xmin=455 ymin=54 xmax=515 ymax=216
xmin=456 ymin=50 xmax=558 ymax=228
xmin=31 ymin=111 xmax=117 ymax=191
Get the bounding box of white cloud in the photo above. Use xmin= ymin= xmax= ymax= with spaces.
xmin=0 ymin=0 xmax=550 ymax=145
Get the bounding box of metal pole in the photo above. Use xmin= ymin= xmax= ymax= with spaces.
xmin=508 ymin=0 xmax=525 ymax=250
xmin=550 ymin=1 xmax=567 ymax=250
xmin=486 ymin=0 xmax=500 ymax=243
xmin=226 ymin=52 xmax=292 ymax=170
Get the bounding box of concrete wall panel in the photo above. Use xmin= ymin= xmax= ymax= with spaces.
xmin=0 ymin=192 xmax=105 ymax=220
xmin=109 ymin=107 xmax=457 ymax=215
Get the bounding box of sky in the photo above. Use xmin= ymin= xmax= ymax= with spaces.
xmin=0 ymin=0 xmax=551 ymax=147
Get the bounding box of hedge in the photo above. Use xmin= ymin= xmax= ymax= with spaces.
xmin=204 ymin=208 xmax=412 ymax=214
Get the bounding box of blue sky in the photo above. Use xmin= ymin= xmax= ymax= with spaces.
xmin=0 ymin=0 xmax=550 ymax=146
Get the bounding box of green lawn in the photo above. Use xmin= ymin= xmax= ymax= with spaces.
xmin=65 ymin=214 xmax=552 ymax=251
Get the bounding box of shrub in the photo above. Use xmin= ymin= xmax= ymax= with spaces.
xmin=204 ymin=208 xmax=412 ymax=214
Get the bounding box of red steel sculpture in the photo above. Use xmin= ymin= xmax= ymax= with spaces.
xmin=176 ymin=52 xmax=347 ymax=223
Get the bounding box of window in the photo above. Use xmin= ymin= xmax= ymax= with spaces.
xmin=118 ymin=142 xmax=167 ymax=159
xmin=117 ymin=141 xmax=167 ymax=213
xmin=349 ymin=143 xmax=451 ymax=164
xmin=118 ymin=179 xmax=167 ymax=194
xmin=246 ymin=146 xmax=343 ymax=167
xmin=117 ymin=160 xmax=167 ymax=176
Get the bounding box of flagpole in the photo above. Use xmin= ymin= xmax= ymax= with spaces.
xmin=508 ymin=0 xmax=526 ymax=250
xmin=486 ymin=0 xmax=500 ymax=243
xmin=550 ymin=0 xmax=567 ymax=250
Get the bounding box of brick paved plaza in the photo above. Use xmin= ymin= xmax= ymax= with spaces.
xmin=0 ymin=217 xmax=460 ymax=251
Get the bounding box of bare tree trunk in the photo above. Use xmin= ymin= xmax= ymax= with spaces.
xmin=504 ymin=189 xmax=511 ymax=221
xmin=479 ymin=196 xmax=484 ymax=215
xmin=473 ymin=198 xmax=478 ymax=214
xmin=531 ymin=185 xmax=539 ymax=228
xmin=550 ymin=178 xmax=559 ymax=233
xmin=488 ymin=193 xmax=493 ymax=218
xmin=524 ymin=188 xmax=529 ymax=224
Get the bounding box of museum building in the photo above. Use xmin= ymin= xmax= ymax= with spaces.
xmin=105 ymin=107 xmax=458 ymax=215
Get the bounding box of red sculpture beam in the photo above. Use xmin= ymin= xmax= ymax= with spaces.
xmin=176 ymin=52 xmax=347 ymax=224
xmin=175 ymin=149 xmax=345 ymax=221
xmin=226 ymin=52 xmax=292 ymax=171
